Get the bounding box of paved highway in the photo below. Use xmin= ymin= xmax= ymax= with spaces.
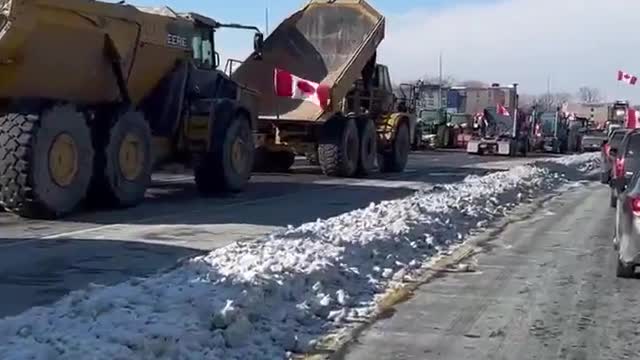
xmin=0 ymin=150 xmax=550 ymax=318
xmin=343 ymin=182 xmax=640 ymax=360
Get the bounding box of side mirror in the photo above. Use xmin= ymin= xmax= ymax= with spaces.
xmin=214 ymin=52 xmax=220 ymax=69
xmin=253 ymin=32 xmax=264 ymax=60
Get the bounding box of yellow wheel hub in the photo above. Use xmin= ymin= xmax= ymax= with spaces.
xmin=231 ymin=138 xmax=249 ymax=174
xmin=119 ymin=133 xmax=144 ymax=181
xmin=49 ymin=133 xmax=78 ymax=187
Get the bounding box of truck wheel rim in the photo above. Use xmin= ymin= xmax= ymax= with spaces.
xmin=231 ymin=138 xmax=249 ymax=174
xmin=119 ymin=133 xmax=144 ymax=181
xmin=49 ymin=133 xmax=78 ymax=187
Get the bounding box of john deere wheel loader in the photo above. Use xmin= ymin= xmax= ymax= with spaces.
xmin=0 ymin=1 xmax=263 ymax=219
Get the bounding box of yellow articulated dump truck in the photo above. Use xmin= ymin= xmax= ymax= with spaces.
xmin=232 ymin=0 xmax=416 ymax=177
xmin=0 ymin=1 xmax=264 ymax=219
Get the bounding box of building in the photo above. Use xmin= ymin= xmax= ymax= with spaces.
xmin=563 ymin=102 xmax=611 ymax=125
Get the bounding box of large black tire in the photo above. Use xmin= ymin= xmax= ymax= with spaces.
xmin=379 ymin=122 xmax=410 ymax=173
xmin=318 ymin=117 xmax=360 ymax=177
xmin=412 ymin=127 xmax=423 ymax=150
xmin=520 ymin=140 xmax=528 ymax=157
xmin=356 ymin=118 xmax=377 ymax=176
xmin=89 ymin=111 xmax=152 ymax=208
xmin=0 ymin=106 xmax=93 ymax=219
xmin=195 ymin=102 xmax=254 ymax=195
xmin=560 ymin=140 xmax=568 ymax=154
xmin=617 ymin=258 xmax=635 ymax=278
xmin=610 ymin=188 xmax=617 ymax=208
xmin=253 ymin=147 xmax=295 ymax=173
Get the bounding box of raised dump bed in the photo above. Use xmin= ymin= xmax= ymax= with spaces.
xmin=232 ymin=0 xmax=385 ymax=123
xmin=232 ymin=0 xmax=415 ymax=180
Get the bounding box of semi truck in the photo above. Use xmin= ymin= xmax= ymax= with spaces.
xmin=532 ymin=109 xmax=569 ymax=153
xmin=232 ymin=0 xmax=416 ymax=177
xmin=0 ymin=1 xmax=263 ymax=218
xmin=466 ymin=84 xmax=529 ymax=156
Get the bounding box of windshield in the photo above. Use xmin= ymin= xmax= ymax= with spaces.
xmin=610 ymin=131 xmax=627 ymax=148
xmin=191 ymin=28 xmax=214 ymax=68
xmin=539 ymin=113 xmax=556 ymax=135
xmin=419 ymin=110 xmax=443 ymax=124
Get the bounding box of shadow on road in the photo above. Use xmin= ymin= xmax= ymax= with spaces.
xmin=0 ymin=238 xmax=203 ymax=318
xmin=45 ymin=166 xmax=496 ymax=227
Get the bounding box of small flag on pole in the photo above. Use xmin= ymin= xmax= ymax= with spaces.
xmin=497 ymin=103 xmax=510 ymax=116
xmin=618 ymin=70 xmax=638 ymax=85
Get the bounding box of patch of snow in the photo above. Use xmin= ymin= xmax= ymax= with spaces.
xmin=0 ymin=153 xmax=598 ymax=360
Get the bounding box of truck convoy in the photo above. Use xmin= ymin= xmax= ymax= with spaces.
xmin=0 ymin=1 xmax=264 ymax=218
xmin=466 ymin=84 xmax=529 ymax=156
xmin=0 ymin=0 xmax=411 ymax=219
xmin=232 ymin=0 xmax=416 ymax=177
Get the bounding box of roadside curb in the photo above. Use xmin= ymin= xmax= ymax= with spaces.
xmin=298 ymin=179 xmax=580 ymax=360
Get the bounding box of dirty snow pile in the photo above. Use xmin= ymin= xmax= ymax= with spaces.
xmin=0 ymin=153 xmax=598 ymax=360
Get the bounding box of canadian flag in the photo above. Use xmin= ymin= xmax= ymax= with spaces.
xmin=627 ymin=108 xmax=640 ymax=129
xmin=274 ymin=68 xmax=330 ymax=109
xmin=618 ymin=70 xmax=638 ymax=85
xmin=497 ymin=103 xmax=510 ymax=116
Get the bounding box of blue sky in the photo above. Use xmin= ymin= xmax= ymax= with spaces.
xmin=126 ymin=0 xmax=495 ymax=68
xmin=129 ymin=0 xmax=474 ymax=25
xmin=121 ymin=0 xmax=640 ymax=103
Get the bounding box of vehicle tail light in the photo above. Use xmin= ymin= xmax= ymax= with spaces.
xmin=630 ymin=197 xmax=640 ymax=216
xmin=615 ymin=157 xmax=625 ymax=178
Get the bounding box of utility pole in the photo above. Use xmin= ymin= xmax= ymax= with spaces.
xmin=546 ymin=75 xmax=552 ymax=112
xmin=438 ymin=50 xmax=443 ymax=109
xmin=265 ymin=0 xmax=270 ymax=34
xmin=546 ymin=76 xmax=551 ymax=95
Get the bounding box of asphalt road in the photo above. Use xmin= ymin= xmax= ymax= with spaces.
xmin=343 ymin=181 xmax=640 ymax=360
xmin=0 ymin=150 xmax=550 ymax=318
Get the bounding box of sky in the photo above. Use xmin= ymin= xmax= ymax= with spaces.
xmin=123 ymin=0 xmax=640 ymax=103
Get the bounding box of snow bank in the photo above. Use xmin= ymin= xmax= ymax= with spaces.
xmin=0 ymin=153 xmax=598 ymax=360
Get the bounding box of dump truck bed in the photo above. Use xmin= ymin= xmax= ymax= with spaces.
xmin=231 ymin=0 xmax=385 ymax=123
xmin=0 ymin=1 xmax=193 ymax=105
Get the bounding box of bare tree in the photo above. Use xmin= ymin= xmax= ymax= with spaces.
xmin=529 ymin=92 xmax=573 ymax=112
xmin=457 ymin=80 xmax=489 ymax=88
xmin=554 ymin=92 xmax=572 ymax=106
xmin=518 ymin=94 xmax=537 ymax=111
xmin=419 ymin=75 xmax=456 ymax=87
xmin=577 ymin=86 xmax=602 ymax=104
